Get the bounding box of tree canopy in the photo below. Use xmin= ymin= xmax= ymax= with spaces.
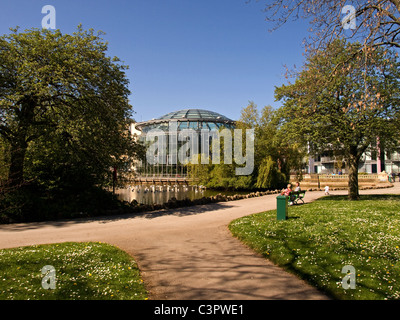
xmin=0 ymin=26 xmax=141 ymax=221
xmin=275 ymin=38 xmax=400 ymax=199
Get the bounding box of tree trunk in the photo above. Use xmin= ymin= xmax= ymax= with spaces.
xmin=348 ymin=153 xmax=360 ymax=200
xmin=7 ymin=97 xmax=35 ymax=187
xmin=8 ymin=139 xmax=27 ymax=187
xmin=8 ymin=96 xmax=36 ymax=187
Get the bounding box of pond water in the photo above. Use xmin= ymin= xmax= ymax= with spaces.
xmin=116 ymin=185 xmax=249 ymax=205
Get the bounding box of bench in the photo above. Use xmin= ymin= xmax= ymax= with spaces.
xmin=288 ymin=190 xmax=306 ymax=205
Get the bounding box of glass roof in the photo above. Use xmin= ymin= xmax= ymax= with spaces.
xmin=135 ymin=108 xmax=235 ymax=133
xmin=157 ymin=109 xmax=232 ymax=122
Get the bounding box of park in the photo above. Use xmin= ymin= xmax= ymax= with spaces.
xmin=1 ymin=183 xmax=400 ymax=300
xmin=1 ymin=0 xmax=400 ymax=303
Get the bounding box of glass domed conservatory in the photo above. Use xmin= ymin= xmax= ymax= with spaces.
xmin=134 ymin=109 xmax=236 ymax=177
xmin=135 ymin=109 xmax=235 ymax=133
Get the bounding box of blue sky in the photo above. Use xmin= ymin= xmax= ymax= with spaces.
xmin=0 ymin=0 xmax=311 ymax=122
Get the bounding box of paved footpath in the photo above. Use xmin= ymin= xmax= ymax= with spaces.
xmin=1 ymin=183 xmax=400 ymax=300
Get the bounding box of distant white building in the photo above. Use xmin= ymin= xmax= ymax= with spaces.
xmin=307 ymin=145 xmax=400 ymax=174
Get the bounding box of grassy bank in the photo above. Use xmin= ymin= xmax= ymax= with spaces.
xmin=0 ymin=242 xmax=148 ymax=300
xmin=229 ymin=195 xmax=400 ymax=300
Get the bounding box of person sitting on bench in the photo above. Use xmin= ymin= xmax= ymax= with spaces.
xmin=281 ymin=184 xmax=292 ymax=196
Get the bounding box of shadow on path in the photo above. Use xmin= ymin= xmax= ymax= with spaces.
xmin=0 ymin=201 xmax=236 ymax=232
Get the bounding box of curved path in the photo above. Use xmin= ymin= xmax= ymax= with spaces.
xmin=1 ymin=183 xmax=399 ymax=300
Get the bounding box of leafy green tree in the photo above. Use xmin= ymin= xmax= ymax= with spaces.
xmin=0 ymin=26 xmax=144 ymax=221
xmin=237 ymin=102 xmax=304 ymax=189
xmin=275 ymin=39 xmax=400 ymax=200
xmin=255 ymin=156 xmax=286 ymax=189
xmin=186 ymin=127 xmax=255 ymax=191
xmin=0 ymin=26 xmax=138 ymax=188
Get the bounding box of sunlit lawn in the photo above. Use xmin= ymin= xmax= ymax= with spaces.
xmin=0 ymin=242 xmax=148 ymax=300
xmin=229 ymin=195 xmax=400 ymax=300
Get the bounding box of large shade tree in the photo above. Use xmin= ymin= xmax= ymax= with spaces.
xmin=275 ymin=39 xmax=400 ymax=200
xmin=0 ymin=26 xmax=139 ymax=190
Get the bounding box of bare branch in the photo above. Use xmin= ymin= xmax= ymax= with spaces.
xmin=259 ymin=0 xmax=400 ymax=50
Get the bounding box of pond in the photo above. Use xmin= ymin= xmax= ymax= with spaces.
xmin=115 ymin=185 xmax=250 ymax=205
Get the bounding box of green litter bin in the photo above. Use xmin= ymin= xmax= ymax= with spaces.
xmin=276 ymin=195 xmax=288 ymax=220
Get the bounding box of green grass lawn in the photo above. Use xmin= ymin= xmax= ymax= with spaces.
xmin=229 ymin=194 xmax=400 ymax=300
xmin=0 ymin=242 xmax=148 ymax=300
